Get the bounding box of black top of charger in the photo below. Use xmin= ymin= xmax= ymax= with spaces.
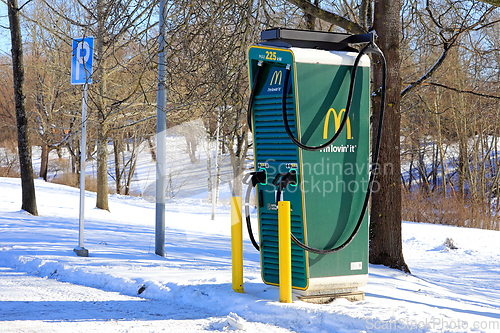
xmin=260 ymin=28 xmax=373 ymax=51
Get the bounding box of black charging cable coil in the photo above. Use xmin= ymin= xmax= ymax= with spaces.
xmin=242 ymin=170 xmax=267 ymax=251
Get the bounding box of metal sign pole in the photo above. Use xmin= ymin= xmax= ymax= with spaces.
xmin=75 ymin=83 xmax=89 ymax=257
xmin=155 ymin=0 xmax=167 ymax=257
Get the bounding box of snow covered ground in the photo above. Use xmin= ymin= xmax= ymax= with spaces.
xmin=1 ymin=267 xmax=266 ymax=333
xmin=1 ymin=177 xmax=500 ymax=332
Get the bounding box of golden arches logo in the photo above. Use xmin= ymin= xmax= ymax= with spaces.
xmin=323 ymin=108 xmax=352 ymax=140
xmin=270 ymin=70 xmax=282 ymax=86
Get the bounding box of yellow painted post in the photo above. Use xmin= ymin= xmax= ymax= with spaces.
xmin=278 ymin=201 xmax=292 ymax=303
xmin=231 ymin=196 xmax=244 ymax=293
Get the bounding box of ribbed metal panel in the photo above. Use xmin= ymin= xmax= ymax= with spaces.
xmin=260 ymin=213 xmax=307 ymax=287
xmin=254 ymin=93 xmax=308 ymax=289
xmin=254 ymin=96 xmax=297 ymax=161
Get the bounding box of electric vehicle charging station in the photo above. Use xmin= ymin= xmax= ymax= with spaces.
xmin=244 ymin=28 xmax=386 ymax=301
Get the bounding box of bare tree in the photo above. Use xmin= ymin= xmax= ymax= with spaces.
xmin=399 ymin=0 xmax=500 ymax=230
xmin=7 ymin=0 xmax=38 ymax=215
xmin=35 ymin=0 xmax=160 ymax=210
xmin=369 ymin=0 xmax=409 ymax=272
xmin=23 ymin=6 xmax=79 ymax=181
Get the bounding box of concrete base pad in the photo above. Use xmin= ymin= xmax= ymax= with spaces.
xmin=298 ymin=290 xmax=365 ymax=304
xmin=73 ymin=247 xmax=89 ymax=257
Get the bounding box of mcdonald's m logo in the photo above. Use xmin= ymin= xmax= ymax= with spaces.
xmin=323 ymin=108 xmax=352 ymax=140
xmin=270 ymin=70 xmax=282 ymax=86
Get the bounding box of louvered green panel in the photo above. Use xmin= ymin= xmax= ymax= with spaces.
xmin=253 ymin=91 xmax=308 ymax=289
xmin=260 ymin=212 xmax=307 ymax=289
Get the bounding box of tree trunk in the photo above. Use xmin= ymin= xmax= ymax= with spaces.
xmin=124 ymin=156 xmax=136 ymax=196
xmin=433 ymin=88 xmax=447 ymax=195
xmin=215 ymin=144 xmax=221 ymax=204
xmin=8 ymin=0 xmax=38 ymax=216
xmin=229 ymin=126 xmax=249 ymax=197
xmin=147 ymin=136 xmax=156 ymax=162
xmin=95 ymin=0 xmax=108 ymax=210
xmin=96 ymin=122 xmax=109 ymax=210
xmin=124 ymin=139 xmax=137 ymax=196
xmin=369 ymin=0 xmax=409 ymax=273
xmin=408 ymin=157 xmax=413 ymax=190
xmin=304 ymin=0 xmax=318 ymax=30
xmin=186 ymin=135 xmax=198 ymax=164
xmin=113 ymin=139 xmax=121 ymax=195
xmin=40 ymin=144 xmax=49 ymax=181
xmin=418 ymin=145 xmax=429 ymax=193
xmin=230 ymin=150 xmax=244 ymax=197
xmin=431 ymin=144 xmax=437 ymax=190
xmin=206 ymin=139 xmax=213 ymax=203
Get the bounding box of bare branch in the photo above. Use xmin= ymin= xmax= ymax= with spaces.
xmin=402 ymin=43 xmax=451 ymax=98
xmin=108 ymin=115 xmax=156 ymax=131
xmin=359 ymin=0 xmax=370 ymax=30
xmin=425 ymin=82 xmax=500 ymax=100
xmin=402 ymin=4 xmax=495 ymax=99
xmin=17 ymin=0 xmax=35 ymax=12
xmin=286 ymin=0 xmax=365 ymax=34
xmin=41 ymin=0 xmax=90 ymax=28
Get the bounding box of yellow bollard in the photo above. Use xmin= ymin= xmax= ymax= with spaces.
xmin=278 ymin=201 xmax=292 ymax=303
xmin=231 ymin=196 xmax=244 ymax=293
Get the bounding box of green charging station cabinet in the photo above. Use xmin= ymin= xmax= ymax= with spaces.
xmin=248 ymin=29 xmax=371 ymax=297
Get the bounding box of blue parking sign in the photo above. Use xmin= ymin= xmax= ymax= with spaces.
xmin=71 ymin=37 xmax=94 ymax=85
